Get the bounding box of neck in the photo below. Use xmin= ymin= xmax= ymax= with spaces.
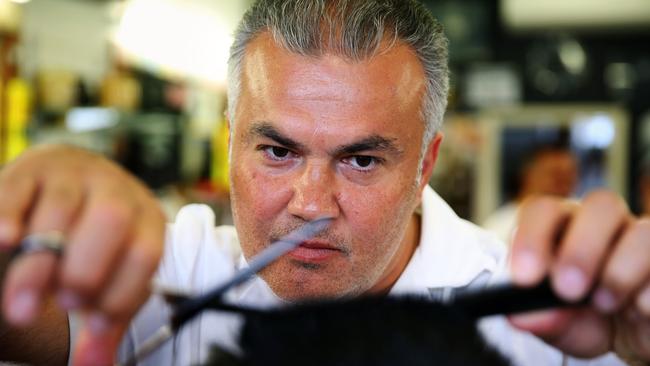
xmin=366 ymin=213 xmax=421 ymax=295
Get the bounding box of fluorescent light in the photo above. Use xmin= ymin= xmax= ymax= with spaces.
xmin=502 ymin=0 xmax=650 ymax=30
xmin=572 ymin=114 xmax=616 ymax=149
xmin=9 ymin=0 xmax=31 ymax=4
xmin=66 ymin=108 xmax=119 ymax=133
xmin=113 ymin=0 xmax=239 ymax=86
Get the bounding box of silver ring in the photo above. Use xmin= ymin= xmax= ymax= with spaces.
xmin=12 ymin=231 xmax=65 ymax=259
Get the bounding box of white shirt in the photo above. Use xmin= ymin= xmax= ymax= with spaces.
xmin=481 ymin=202 xmax=519 ymax=245
xmin=111 ymin=186 xmax=624 ymax=366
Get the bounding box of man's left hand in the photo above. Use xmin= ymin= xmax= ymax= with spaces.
xmin=509 ymin=190 xmax=650 ymax=362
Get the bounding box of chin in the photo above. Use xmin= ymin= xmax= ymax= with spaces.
xmin=271 ymin=283 xmax=351 ymax=303
xmin=264 ymin=275 xmax=359 ymax=303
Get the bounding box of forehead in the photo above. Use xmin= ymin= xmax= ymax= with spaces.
xmin=236 ymin=32 xmax=427 ymax=132
xmin=535 ymin=150 xmax=576 ymax=163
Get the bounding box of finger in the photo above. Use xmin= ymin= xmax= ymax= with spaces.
xmin=94 ymin=205 xmax=165 ymax=319
xmin=613 ymin=308 xmax=650 ymax=360
xmin=623 ymin=317 xmax=650 ymax=361
xmin=72 ymin=319 xmax=128 ymax=366
xmin=508 ymin=308 xmax=574 ymax=337
xmin=2 ymin=253 xmax=57 ymax=325
xmin=11 ymin=174 xmax=85 ymax=318
xmin=0 ymin=172 xmax=37 ymax=248
xmin=511 ymin=196 xmax=573 ymax=286
xmin=593 ymin=218 xmax=650 ymax=313
xmin=552 ymin=191 xmax=629 ymax=302
xmin=27 ymin=173 xmax=84 ymax=237
xmin=544 ymin=309 xmax=612 ymax=358
xmin=59 ymin=186 xmax=137 ymax=307
xmin=510 ymin=308 xmax=611 ymax=358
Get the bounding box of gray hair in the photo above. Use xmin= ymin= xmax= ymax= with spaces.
xmin=227 ymin=0 xmax=449 ymax=146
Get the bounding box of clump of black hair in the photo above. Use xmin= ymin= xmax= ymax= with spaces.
xmin=204 ymin=296 xmax=511 ymax=366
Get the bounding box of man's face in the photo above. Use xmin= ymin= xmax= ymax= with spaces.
xmin=525 ymin=151 xmax=578 ymax=198
xmin=229 ymin=33 xmax=437 ymax=301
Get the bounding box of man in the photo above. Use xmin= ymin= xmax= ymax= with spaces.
xmin=1 ymin=1 xmax=649 ymax=365
xmin=483 ymin=143 xmax=579 ymax=243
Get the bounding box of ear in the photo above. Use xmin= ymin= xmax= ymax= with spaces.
xmin=224 ymin=109 xmax=232 ymax=147
xmin=417 ymin=132 xmax=444 ymax=194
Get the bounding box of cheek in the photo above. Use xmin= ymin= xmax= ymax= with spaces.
xmin=231 ymin=160 xmax=294 ymax=257
xmin=232 ymin=160 xmax=291 ymax=220
xmin=338 ymin=178 xmax=415 ymax=246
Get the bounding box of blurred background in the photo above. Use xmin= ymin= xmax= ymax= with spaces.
xmin=0 ymin=0 xmax=647 ymax=235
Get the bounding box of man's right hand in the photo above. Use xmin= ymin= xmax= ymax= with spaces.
xmin=0 ymin=145 xmax=166 ymax=365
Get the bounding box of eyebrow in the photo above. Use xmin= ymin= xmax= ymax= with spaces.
xmin=250 ymin=122 xmax=306 ymax=151
xmin=333 ymin=136 xmax=403 ymax=157
xmin=249 ymin=122 xmax=403 ymax=157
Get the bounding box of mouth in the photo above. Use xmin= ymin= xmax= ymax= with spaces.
xmin=287 ymin=240 xmax=342 ymax=263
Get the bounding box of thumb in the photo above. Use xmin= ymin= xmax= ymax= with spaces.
xmin=508 ymin=308 xmax=575 ymax=338
xmin=72 ymin=315 xmax=127 ymax=366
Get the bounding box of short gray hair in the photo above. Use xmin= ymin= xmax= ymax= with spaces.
xmin=227 ymin=0 xmax=449 ymax=145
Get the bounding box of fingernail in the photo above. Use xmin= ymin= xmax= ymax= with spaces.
xmin=8 ymin=290 xmax=37 ymax=325
xmin=555 ymin=265 xmax=587 ymax=301
xmin=637 ymin=287 xmax=650 ymax=316
xmin=88 ymin=313 xmax=110 ymax=335
xmin=512 ymin=249 xmax=541 ymax=284
xmin=593 ymin=287 xmax=618 ymax=313
xmin=58 ymin=290 xmax=82 ymax=310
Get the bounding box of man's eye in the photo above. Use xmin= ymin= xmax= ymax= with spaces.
xmin=345 ymin=155 xmax=379 ymax=171
xmin=352 ymin=156 xmax=373 ymax=168
xmin=263 ymin=146 xmax=291 ymax=160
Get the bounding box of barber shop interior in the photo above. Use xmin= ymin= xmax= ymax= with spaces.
xmin=0 ymin=0 xmax=650 ymax=365
xmin=0 ymin=0 xmax=647 ymax=224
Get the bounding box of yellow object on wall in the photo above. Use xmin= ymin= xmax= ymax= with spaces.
xmin=211 ymin=118 xmax=230 ymax=192
xmin=5 ymin=77 xmax=33 ymax=162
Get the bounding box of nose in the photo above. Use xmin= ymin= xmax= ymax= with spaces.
xmin=287 ymin=162 xmax=340 ymax=222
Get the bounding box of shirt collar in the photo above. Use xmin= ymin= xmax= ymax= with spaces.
xmin=390 ymin=185 xmax=506 ymax=296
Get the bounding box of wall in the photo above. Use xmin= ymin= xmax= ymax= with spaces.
xmin=19 ymin=0 xmax=114 ymax=88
